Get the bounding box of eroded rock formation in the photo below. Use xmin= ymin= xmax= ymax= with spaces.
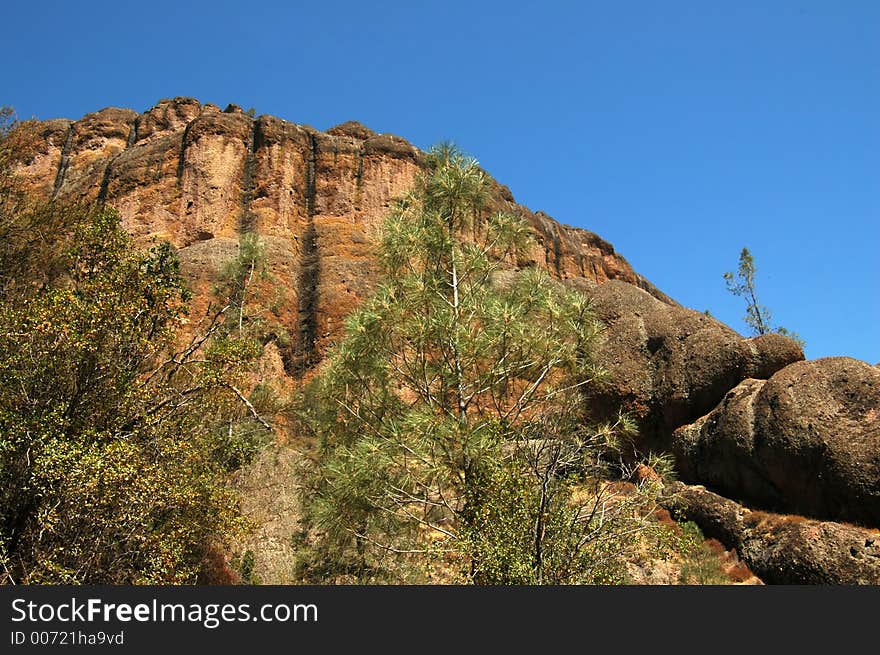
xmin=15 ymin=97 xmax=663 ymax=376
xmin=562 ymin=279 xmax=804 ymax=451
xmin=663 ymin=482 xmax=880 ymax=584
xmin=672 ymin=357 xmax=880 ymax=527
xmin=11 ymin=97 xmax=879 ymax=583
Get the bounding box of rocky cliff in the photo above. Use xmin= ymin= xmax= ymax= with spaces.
xmin=11 ymin=98 xmax=879 ymax=583
xmin=17 ymin=97 xmax=669 ymax=375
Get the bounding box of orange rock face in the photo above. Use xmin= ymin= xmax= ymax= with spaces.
xmin=14 ymin=97 xmax=667 ymax=375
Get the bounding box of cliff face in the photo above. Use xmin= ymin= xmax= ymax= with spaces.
xmin=17 ymin=97 xmax=668 ymax=375
xmin=13 ymin=98 xmax=879 ymax=583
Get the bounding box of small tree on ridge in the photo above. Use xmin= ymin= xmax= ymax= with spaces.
xmin=724 ymin=247 xmax=804 ymax=347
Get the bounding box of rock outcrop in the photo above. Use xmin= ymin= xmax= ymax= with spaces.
xmin=672 ymin=357 xmax=880 ymax=527
xmin=14 ymin=97 xmax=664 ymax=376
xmin=567 ymin=279 xmax=804 ymax=451
xmin=11 ymin=97 xmax=880 ymax=583
xmin=663 ymin=482 xmax=880 ymax=584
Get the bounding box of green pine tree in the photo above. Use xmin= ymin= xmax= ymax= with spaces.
xmin=294 ymin=145 xmax=663 ymax=584
xmin=724 ymin=247 xmax=804 ymax=348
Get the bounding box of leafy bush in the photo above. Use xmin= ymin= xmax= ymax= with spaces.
xmin=0 ymin=207 xmax=264 ymax=583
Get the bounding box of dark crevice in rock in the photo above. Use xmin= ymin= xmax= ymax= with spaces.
xmin=576 ymin=251 xmax=586 ymax=278
xmin=354 ymin=146 xmax=364 ymax=210
xmin=551 ymin=229 xmax=563 ymax=277
xmin=51 ymin=124 xmax=75 ymax=199
xmin=291 ymin=221 xmax=320 ymax=376
xmin=239 ymin=119 xmax=258 ymax=233
xmin=305 ymin=132 xmax=317 ymax=217
xmin=176 ymin=119 xmax=195 ymax=187
xmin=98 ymin=117 xmax=139 ymax=206
xmin=647 ymin=335 xmax=664 ymax=355
xmin=253 ymin=116 xmax=266 ymax=152
xmin=96 ymin=161 xmax=113 ymax=206
xmin=538 ymin=218 xmax=563 ymax=278
xmin=126 ymin=117 xmax=138 ymax=148
xmin=285 ymin=132 xmax=321 ymax=377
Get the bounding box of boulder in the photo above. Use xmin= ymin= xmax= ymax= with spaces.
xmin=663 ymin=482 xmax=880 ymax=584
xmin=570 ymin=279 xmax=803 ymax=451
xmin=672 ymin=357 xmax=880 ymax=526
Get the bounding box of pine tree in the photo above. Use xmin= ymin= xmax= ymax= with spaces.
xmin=295 ymin=145 xmax=662 ymax=584
xmin=724 ymin=247 xmax=804 ymax=347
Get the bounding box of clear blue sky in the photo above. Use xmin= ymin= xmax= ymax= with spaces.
xmin=5 ymin=1 xmax=878 ymax=363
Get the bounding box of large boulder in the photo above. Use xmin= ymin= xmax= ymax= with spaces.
xmin=672 ymin=357 xmax=880 ymax=527
xmin=663 ymin=482 xmax=880 ymax=584
xmin=567 ymin=279 xmax=803 ymax=451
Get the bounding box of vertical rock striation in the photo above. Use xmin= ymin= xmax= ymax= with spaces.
xmin=15 ymin=97 xmax=660 ymax=376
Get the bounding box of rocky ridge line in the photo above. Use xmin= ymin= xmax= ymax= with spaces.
xmin=16 ymin=97 xmax=670 ymax=374
xmin=13 ymin=97 xmax=879 ymax=583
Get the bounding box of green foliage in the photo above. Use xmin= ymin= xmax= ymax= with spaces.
xmin=0 ymin=204 xmax=266 ymax=584
xmin=0 ymin=109 xmax=75 ymax=301
xmin=295 ymin=144 xmax=660 ymax=584
xmin=643 ymin=452 xmax=678 ymax=482
xmin=724 ymin=247 xmax=804 ymax=347
xmin=774 ymin=326 xmax=804 ymax=346
xmin=460 ymin=454 xmax=657 ymax=585
xmin=674 ymin=522 xmax=732 ymax=585
xmin=232 ymin=549 xmax=260 ymax=584
xmin=213 ymin=232 xmax=290 ymax=351
xmin=215 ymin=233 xmax=267 ymax=333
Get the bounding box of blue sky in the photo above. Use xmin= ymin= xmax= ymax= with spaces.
xmin=5 ymin=1 xmax=878 ymax=363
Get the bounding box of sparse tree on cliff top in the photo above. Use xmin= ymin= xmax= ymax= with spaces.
xmin=724 ymin=247 xmax=804 ymax=347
